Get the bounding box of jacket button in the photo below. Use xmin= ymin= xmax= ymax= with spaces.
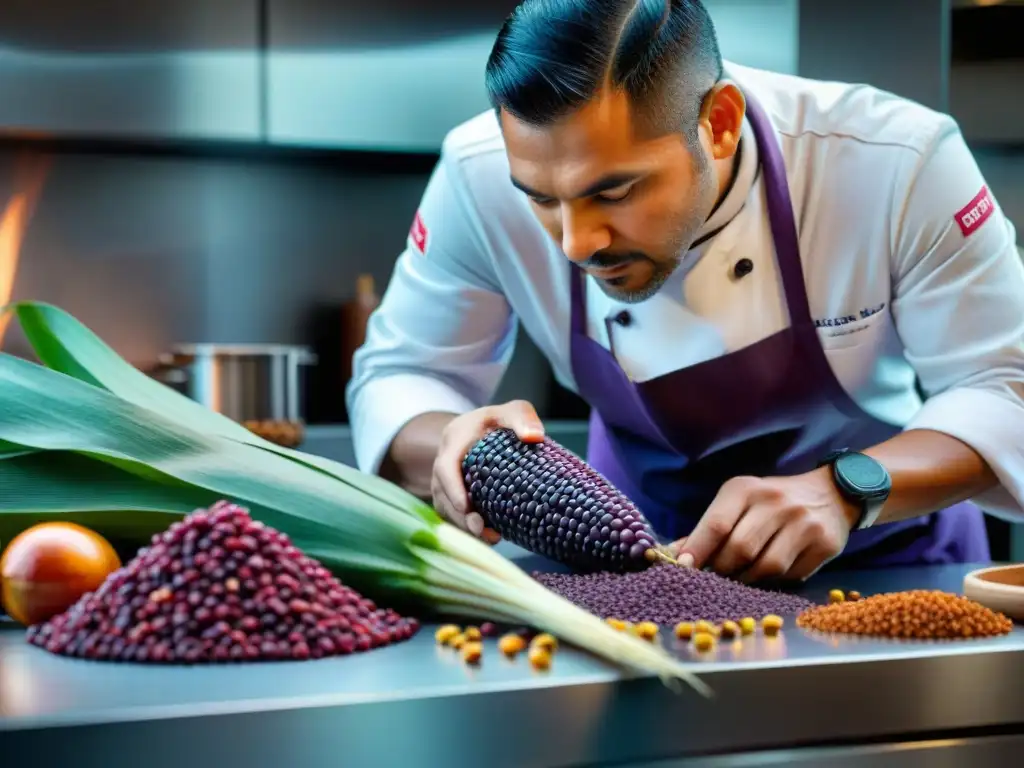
xmin=733 ymin=258 xmax=754 ymax=278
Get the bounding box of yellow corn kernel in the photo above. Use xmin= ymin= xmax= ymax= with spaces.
xmin=531 ymin=633 xmax=558 ymax=653
xmin=694 ymin=620 xmax=717 ymax=636
xmin=693 ymin=632 xmax=716 ymax=652
xmin=719 ymin=620 xmax=740 ymax=639
xmin=633 ymin=621 xmax=659 ymax=641
xmin=673 ymin=621 xmax=694 ymax=640
xmin=435 ymin=625 xmax=460 ymax=645
xmin=528 ymin=646 xmax=552 ymax=671
xmin=461 ymin=641 xmax=483 ymax=665
xmin=761 ymin=615 xmax=784 ymax=636
xmin=498 ymin=633 xmax=526 ymax=658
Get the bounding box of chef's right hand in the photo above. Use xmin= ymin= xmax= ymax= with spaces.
xmin=432 ymin=400 xmax=545 ymax=543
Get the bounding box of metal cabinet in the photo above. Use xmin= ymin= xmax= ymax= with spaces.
xmin=0 ymin=0 xmax=262 ymax=142
xmin=949 ymin=2 xmax=1024 ymax=146
xmin=797 ymin=0 xmax=950 ymax=112
xmin=704 ymin=0 xmax=799 ymax=75
xmin=264 ymin=1 xmax=512 ymax=152
xmin=264 ymin=0 xmax=800 ymax=153
xmin=0 ymin=0 xmax=802 ymax=152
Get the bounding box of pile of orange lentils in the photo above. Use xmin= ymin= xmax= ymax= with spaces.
xmin=796 ymin=588 xmax=1014 ymax=639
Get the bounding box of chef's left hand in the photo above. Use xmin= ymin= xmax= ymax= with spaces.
xmin=672 ymin=469 xmax=861 ymax=582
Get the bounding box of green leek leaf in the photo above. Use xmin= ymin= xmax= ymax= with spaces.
xmin=0 ymin=450 xmax=218 ymax=513
xmin=3 ymin=300 xmax=441 ymax=524
xmin=0 ymin=438 xmax=35 ymax=459
xmin=0 ymin=450 xmax=205 ymax=559
xmin=0 ymin=451 xmax=427 ymax=603
xmin=0 ymin=443 xmax=425 ymax=585
xmin=0 ymin=351 xmax=426 ymax=571
xmin=0 ymin=304 xmax=712 ymax=696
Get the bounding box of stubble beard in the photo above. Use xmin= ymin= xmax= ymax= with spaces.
xmin=601 ymin=147 xmax=718 ymax=305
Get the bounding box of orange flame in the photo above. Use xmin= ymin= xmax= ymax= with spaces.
xmin=0 ymin=152 xmax=52 ymax=349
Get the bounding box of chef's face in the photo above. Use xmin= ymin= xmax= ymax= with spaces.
xmin=502 ymin=83 xmax=743 ymax=303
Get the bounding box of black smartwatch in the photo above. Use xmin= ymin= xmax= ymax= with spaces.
xmin=817 ymin=448 xmax=891 ymax=531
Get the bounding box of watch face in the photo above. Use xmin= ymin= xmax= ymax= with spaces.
xmin=840 ymin=453 xmax=890 ymax=493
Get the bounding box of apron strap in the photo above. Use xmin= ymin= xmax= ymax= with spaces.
xmin=743 ymin=94 xmax=813 ymax=328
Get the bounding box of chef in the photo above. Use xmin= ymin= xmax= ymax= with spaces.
xmin=347 ymin=0 xmax=1024 ymax=581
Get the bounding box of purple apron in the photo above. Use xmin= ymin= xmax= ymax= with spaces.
xmin=569 ymin=93 xmax=990 ymax=569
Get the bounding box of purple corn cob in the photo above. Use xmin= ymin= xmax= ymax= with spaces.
xmin=461 ymin=428 xmax=663 ymax=573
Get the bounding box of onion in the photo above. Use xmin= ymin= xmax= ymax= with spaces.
xmin=1 ymin=521 xmax=121 ymax=626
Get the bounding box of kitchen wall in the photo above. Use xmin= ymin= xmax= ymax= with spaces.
xmin=0 ymin=145 xmax=476 ymax=424
xmin=0 ymin=0 xmax=804 ymax=423
xmin=0 ymin=148 xmax=432 ymax=365
xmin=1 ymin=0 xmax=1019 ymax=557
xmin=977 ymin=151 xmax=1024 ymax=233
xmin=0 ymin=0 xmax=1021 ymax=427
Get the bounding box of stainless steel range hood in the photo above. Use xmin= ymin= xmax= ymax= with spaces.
xmin=0 ymin=0 xmax=263 ymax=142
xmin=264 ymin=1 xmax=516 ymax=152
xmin=0 ymin=0 xmax=800 ymax=153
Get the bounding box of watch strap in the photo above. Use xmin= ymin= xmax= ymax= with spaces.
xmin=818 ymin=448 xmax=889 ymax=531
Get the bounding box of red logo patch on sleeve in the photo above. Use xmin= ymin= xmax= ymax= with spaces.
xmin=409 ymin=211 xmax=428 ymax=253
xmin=955 ymin=185 xmax=995 ymax=237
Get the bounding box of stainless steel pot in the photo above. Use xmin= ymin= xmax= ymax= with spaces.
xmin=153 ymin=343 xmax=316 ymax=423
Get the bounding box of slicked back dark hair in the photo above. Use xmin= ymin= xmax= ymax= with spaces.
xmin=485 ymin=0 xmax=723 ymax=143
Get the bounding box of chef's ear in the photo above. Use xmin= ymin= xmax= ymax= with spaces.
xmin=699 ymin=81 xmax=745 ymax=161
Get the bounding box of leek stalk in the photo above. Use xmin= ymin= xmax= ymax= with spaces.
xmin=0 ymin=301 xmax=711 ymax=696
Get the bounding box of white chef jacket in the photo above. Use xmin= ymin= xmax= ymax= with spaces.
xmin=346 ymin=60 xmax=1024 ymax=522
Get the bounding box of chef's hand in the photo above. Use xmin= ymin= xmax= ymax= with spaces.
xmin=672 ymin=469 xmax=861 ymax=582
xmin=432 ymin=400 xmax=545 ymax=544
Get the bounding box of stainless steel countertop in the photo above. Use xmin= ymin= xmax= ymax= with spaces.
xmin=1 ymin=549 xmax=1022 ymax=767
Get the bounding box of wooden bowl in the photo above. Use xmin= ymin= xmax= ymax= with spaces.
xmin=963 ymin=564 xmax=1024 ymax=621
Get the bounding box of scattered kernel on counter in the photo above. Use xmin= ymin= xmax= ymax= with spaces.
xmin=498 ymin=633 xmax=526 ymax=658
xmin=531 ymin=633 xmax=558 ymax=653
xmin=761 ymin=615 xmax=784 ymax=636
xmin=606 ymin=618 xmax=628 ymax=631
xmin=463 ymin=626 xmax=482 ymax=642
xmin=435 ymin=625 xmax=460 ymax=645
xmin=847 ymin=591 xmax=862 ymax=602
xmin=829 ymin=589 xmax=845 ymax=604
xmin=694 ymin=620 xmax=716 ymax=636
xmin=719 ymin=620 xmax=739 ymax=639
xmin=674 ymin=621 xmax=694 ymax=640
xmin=479 ymin=622 xmax=497 ymax=637
xmin=796 ymin=590 xmax=1013 ymax=639
xmin=450 ymin=633 xmax=467 ymax=649
xmin=461 ymin=641 xmax=483 ymax=665
xmin=528 ymin=645 xmax=552 ymax=671
xmin=692 ymin=632 xmax=716 ymax=652
xmin=633 ymin=621 xmax=659 ymax=640
xmin=738 ymin=617 xmax=756 ymax=635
